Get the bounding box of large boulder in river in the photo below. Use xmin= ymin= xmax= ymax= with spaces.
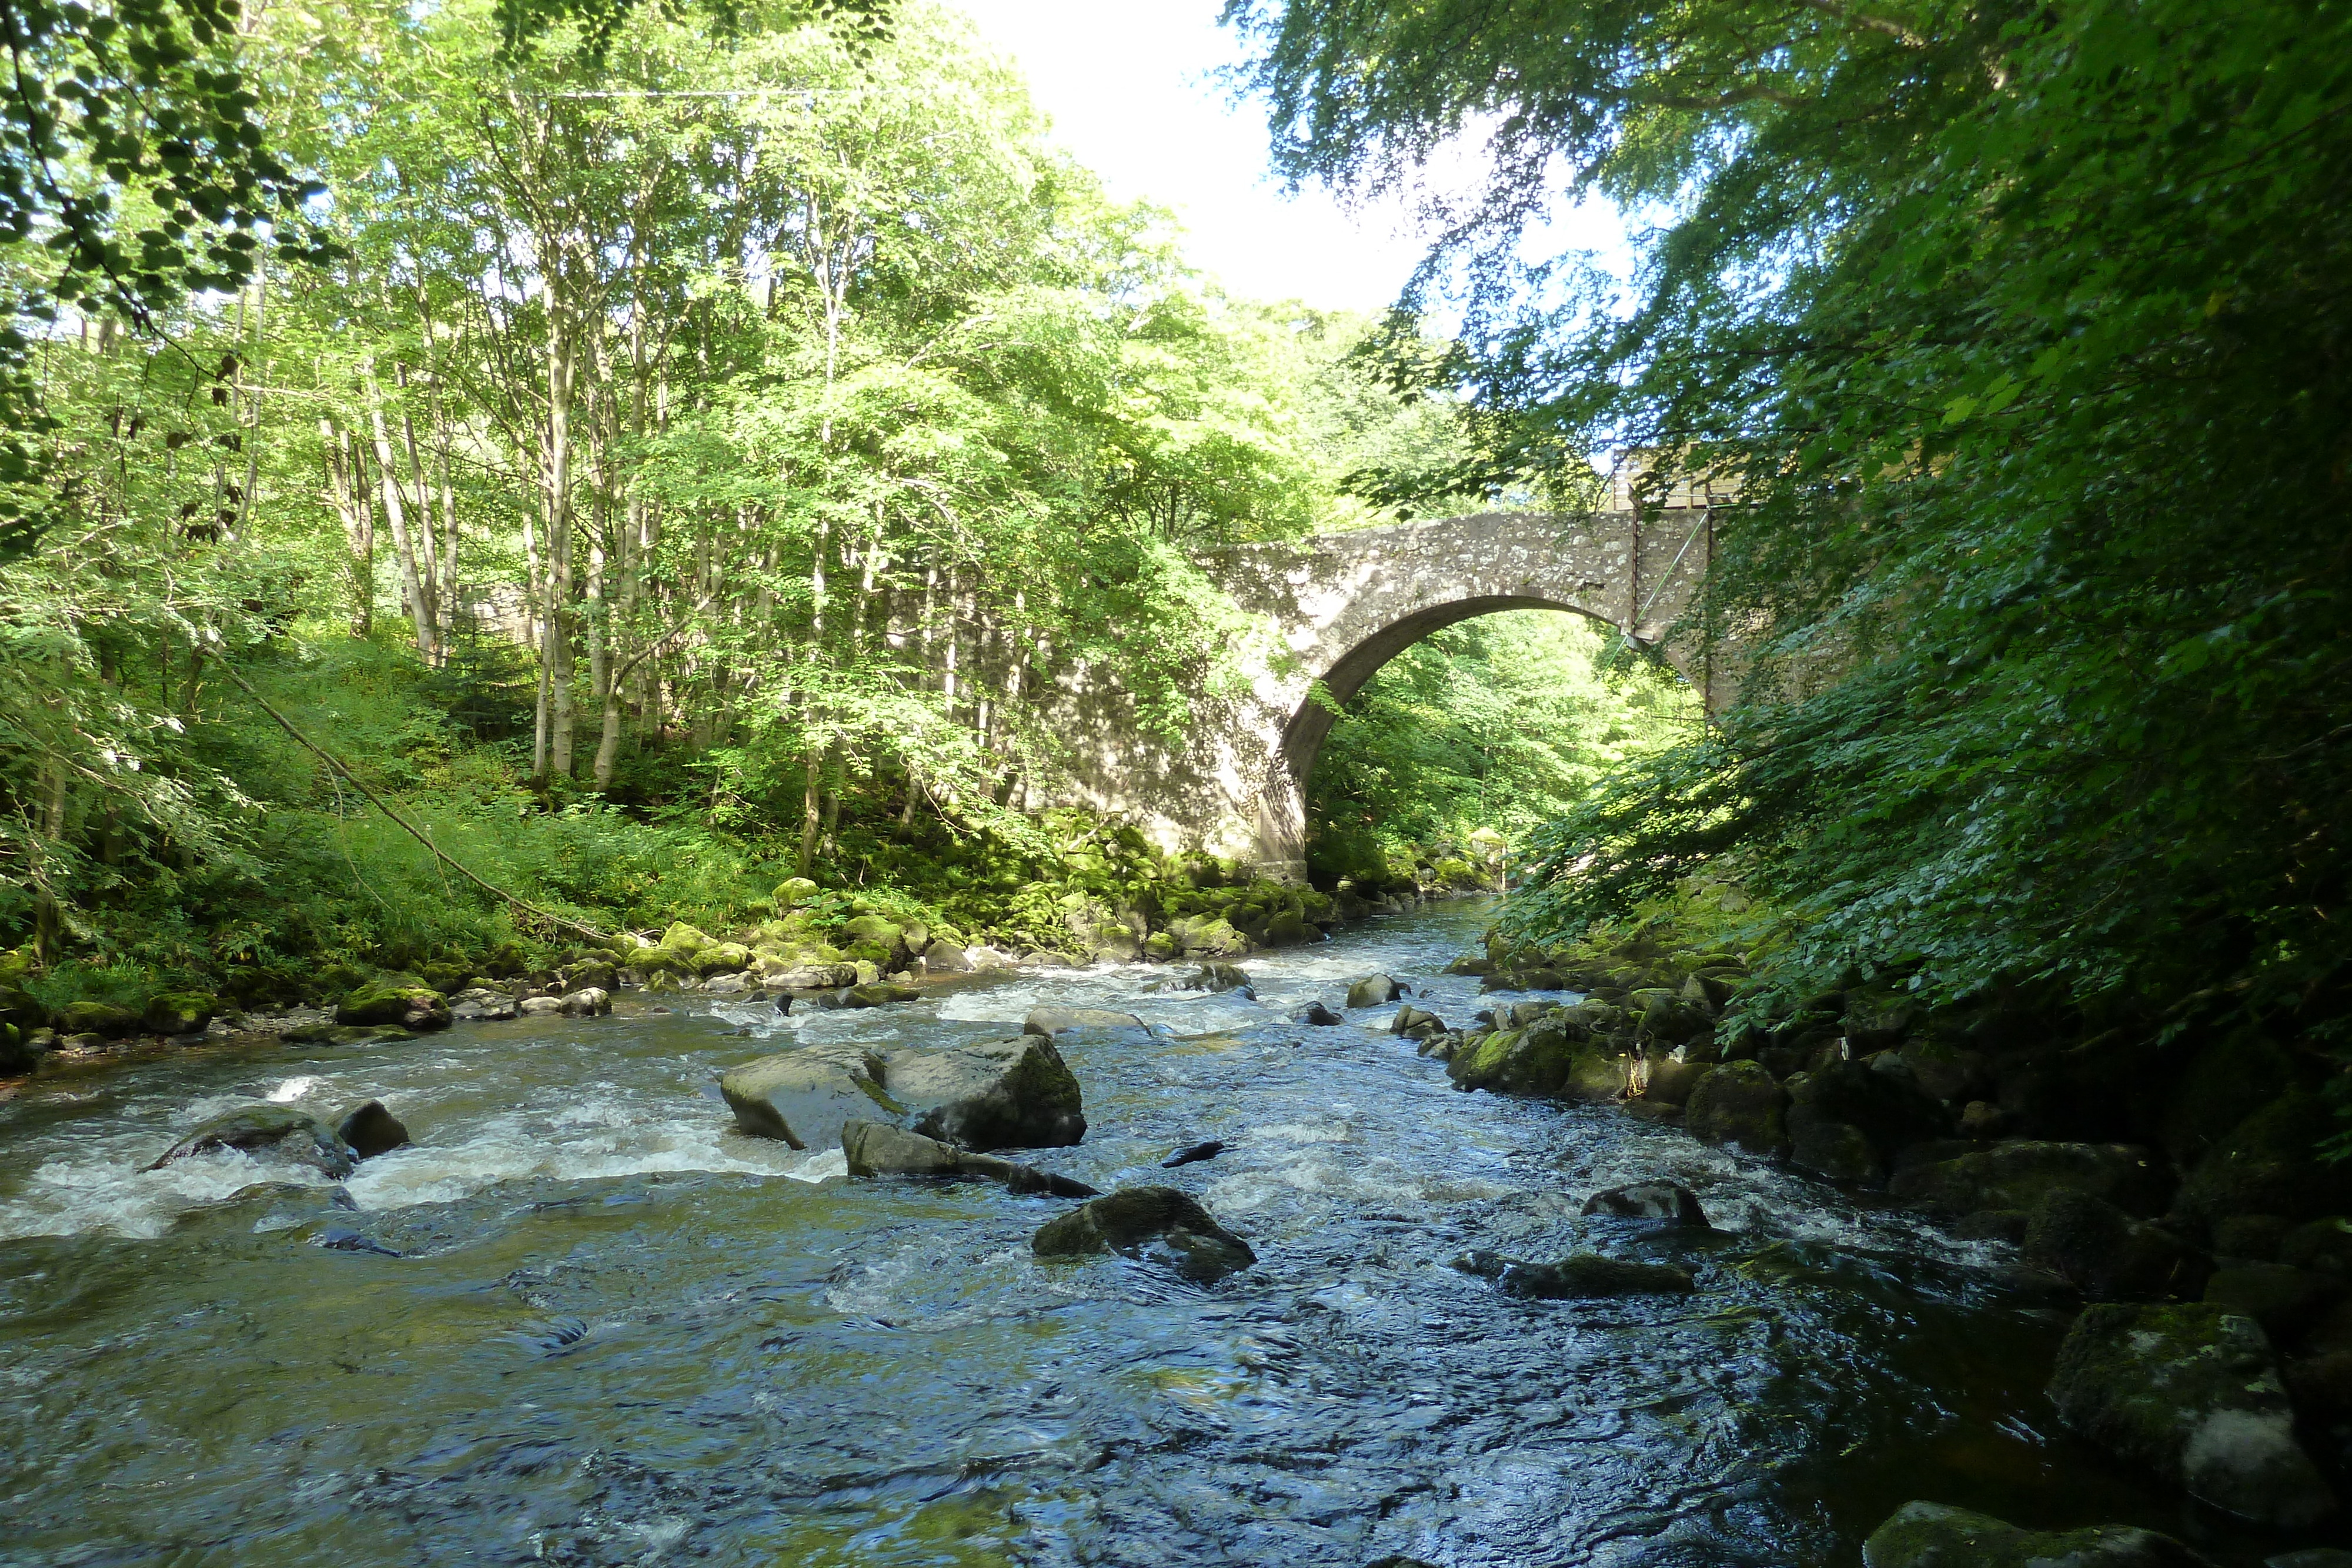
xmin=1889 ymin=1140 xmax=2170 ymax=1217
xmin=1191 ymin=962 xmax=1253 ymax=994
xmin=896 ymin=1035 xmax=1087 ymax=1151
xmin=1346 ymin=974 xmax=1406 ymax=1009
xmin=146 ymin=1104 xmax=358 ymax=1178
xmin=336 ymin=975 xmax=452 ymax=1032
xmin=1033 ymin=1185 xmax=1255 ymax=1282
xmin=2049 ymin=1302 xmax=2334 ymax=1529
xmin=720 ymin=1042 xmax=892 ymax=1149
xmin=335 ymin=1100 xmax=411 ymax=1160
xmin=1684 ymin=1061 xmax=1790 ymax=1156
xmin=1859 ymin=1500 xmax=2211 ymax=1567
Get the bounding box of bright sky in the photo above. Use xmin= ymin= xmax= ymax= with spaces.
xmin=948 ymin=0 xmax=1626 ymax=316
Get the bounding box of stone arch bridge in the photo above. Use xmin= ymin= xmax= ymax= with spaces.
xmin=1053 ymin=507 xmax=1723 ymax=879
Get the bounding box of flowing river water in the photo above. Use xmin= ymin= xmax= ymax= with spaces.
xmin=0 ymin=901 xmax=2283 ymax=1566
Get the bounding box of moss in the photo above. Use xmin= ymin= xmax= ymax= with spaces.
xmin=336 ymin=975 xmax=452 ymax=1030
xmin=141 ymin=992 xmax=217 ymax=1035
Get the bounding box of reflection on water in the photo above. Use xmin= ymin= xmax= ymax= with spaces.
xmin=0 ymin=902 xmax=2288 ymax=1564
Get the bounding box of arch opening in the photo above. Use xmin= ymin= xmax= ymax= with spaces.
xmin=1273 ymin=600 xmax=1702 ymax=885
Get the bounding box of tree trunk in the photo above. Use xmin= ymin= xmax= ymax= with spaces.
xmin=366 ymin=373 xmax=436 ymax=663
xmin=320 ymin=420 xmax=374 ymax=638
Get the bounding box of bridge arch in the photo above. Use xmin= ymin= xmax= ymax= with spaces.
xmin=1050 ymin=507 xmax=1720 ymax=878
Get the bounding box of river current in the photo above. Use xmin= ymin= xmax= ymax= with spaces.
xmin=0 ymin=901 xmax=2268 ymax=1565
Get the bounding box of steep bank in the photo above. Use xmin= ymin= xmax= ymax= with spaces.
xmin=0 ymin=825 xmax=1498 ymax=1084
xmin=1437 ymin=897 xmax=2352 ymax=1557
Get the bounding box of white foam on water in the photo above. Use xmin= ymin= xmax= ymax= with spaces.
xmin=0 ymin=1145 xmax=337 ymax=1242
xmin=265 ymin=1075 xmax=333 ymax=1104
xmin=342 ymin=1102 xmax=843 ymax=1211
xmin=934 ymin=975 xmax=1268 ymax=1036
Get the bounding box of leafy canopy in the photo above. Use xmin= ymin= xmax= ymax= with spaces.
xmin=1228 ymin=0 xmax=2352 ymax=1032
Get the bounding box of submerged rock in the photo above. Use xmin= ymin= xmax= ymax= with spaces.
xmin=1582 ymin=1180 xmax=1709 ymax=1227
xmin=1453 ymin=1249 xmax=1696 ymax=1298
xmin=1191 ymin=962 xmax=1254 ymax=995
xmin=1023 ymin=1005 xmax=1144 ymax=1036
xmin=1033 ymin=1185 xmax=1256 ymax=1282
xmin=839 ymin=1119 xmax=1098 ymax=1197
xmin=148 ymin=1104 xmax=359 ymax=1179
xmin=316 ymin=1226 xmax=403 ymax=1257
xmin=1161 ymin=1139 xmax=1225 ymax=1169
xmin=1297 ymin=1002 xmax=1342 ymax=1026
xmin=334 ymin=1100 xmax=410 ymax=1160
xmin=1859 ymin=1500 xmax=2211 ymax=1567
xmin=2049 ymin=1302 xmax=2334 ymax=1529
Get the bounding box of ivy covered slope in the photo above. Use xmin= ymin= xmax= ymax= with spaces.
xmin=1231 ymin=1 xmax=2352 ymax=1051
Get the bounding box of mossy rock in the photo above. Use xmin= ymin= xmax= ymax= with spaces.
xmin=1180 ymin=918 xmax=1252 ymax=958
xmin=1260 ymin=912 xmax=1320 ymax=948
xmin=2175 ymin=1092 xmax=2352 ymax=1229
xmin=142 ymin=992 xmax=217 ymax=1037
xmin=336 ymin=975 xmax=453 ymax=1031
xmin=55 ymin=999 xmax=141 ymax=1038
xmin=417 ymin=961 xmax=473 ymax=995
xmin=773 ymin=877 xmax=821 ymax=908
xmin=2162 ymin=1027 xmax=2302 ymax=1166
xmin=1890 ymin=1140 xmax=2171 ymax=1218
xmin=0 ymin=984 xmax=45 ymax=1030
xmin=2049 ymin=1302 xmax=2334 ymax=1528
xmin=1685 ymin=1060 xmax=1790 ymax=1155
xmin=659 ymin=922 xmax=714 ymax=954
xmin=1859 ymin=1500 xmax=2207 ymax=1567
xmin=840 ymin=914 xmax=904 ymax=951
xmin=0 ymin=1022 xmax=35 ymax=1075
xmin=694 ymin=941 xmax=752 ymax=977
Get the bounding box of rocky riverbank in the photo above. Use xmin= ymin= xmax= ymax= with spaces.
xmin=1411 ymin=920 xmax=2352 ymax=1560
xmin=0 ymin=841 xmax=1496 ymax=1086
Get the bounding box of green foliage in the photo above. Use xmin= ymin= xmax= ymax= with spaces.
xmin=1238 ymin=0 xmax=2352 ymax=1039
xmin=1307 ymin=610 xmax=1695 ymax=877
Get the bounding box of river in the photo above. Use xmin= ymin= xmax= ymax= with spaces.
xmin=0 ymin=901 xmax=2267 ymax=1565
